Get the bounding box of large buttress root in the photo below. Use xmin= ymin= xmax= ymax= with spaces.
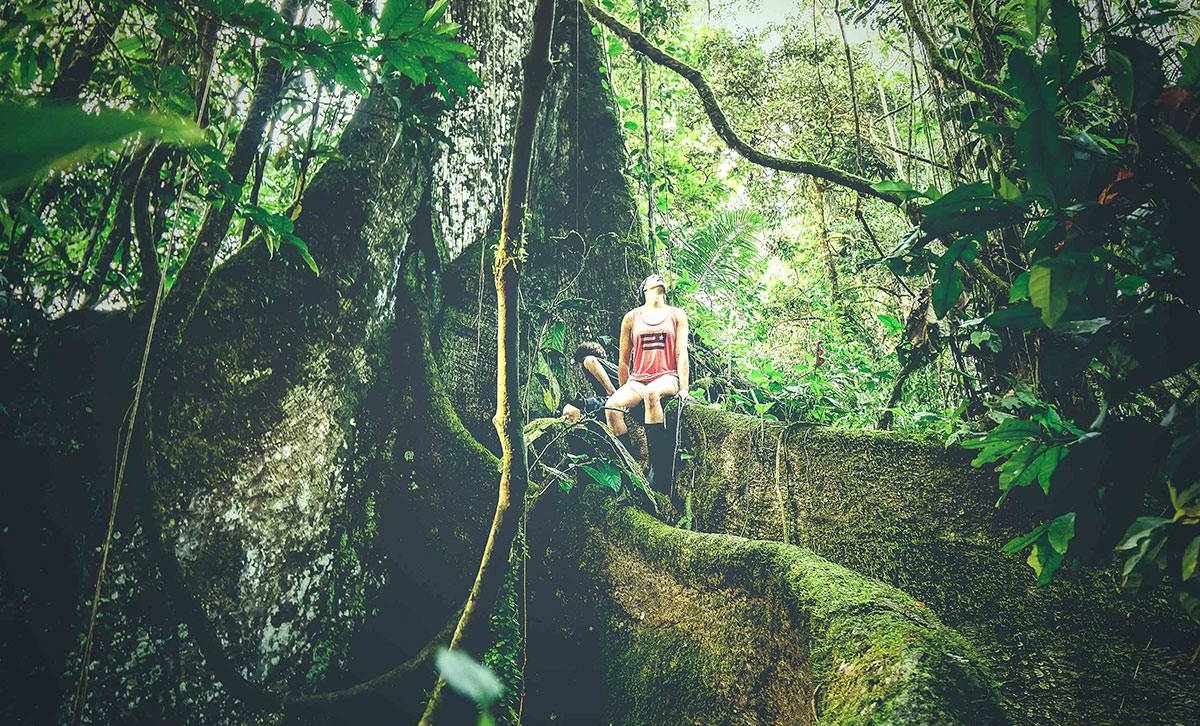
xmin=525 ymin=484 xmax=1007 ymax=725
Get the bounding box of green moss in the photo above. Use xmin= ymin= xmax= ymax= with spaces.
xmin=526 ymin=480 xmax=1005 ymax=725
xmin=679 ymin=406 xmax=1200 ymax=724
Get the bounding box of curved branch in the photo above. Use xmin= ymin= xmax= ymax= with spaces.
xmin=581 ymin=0 xmax=905 ymax=208
xmin=900 ymin=0 xmax=1019 ymax=111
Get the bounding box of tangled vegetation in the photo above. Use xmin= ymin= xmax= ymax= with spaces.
xmin=1 ymin=0 xmax=1198 ymax=723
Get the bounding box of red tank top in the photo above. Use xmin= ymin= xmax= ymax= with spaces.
xmin=630 ymin=309 xmax=677 ymax=383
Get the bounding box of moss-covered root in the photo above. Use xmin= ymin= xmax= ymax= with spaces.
xmin=532 ymin=487 xmax=1007 ymax=725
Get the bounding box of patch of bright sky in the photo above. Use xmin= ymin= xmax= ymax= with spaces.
xmin=698 ymin=0 xmax=879 ymax=57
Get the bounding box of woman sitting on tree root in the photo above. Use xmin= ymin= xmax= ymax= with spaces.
xmin=606 ymin=273 xmax=690 ymax=494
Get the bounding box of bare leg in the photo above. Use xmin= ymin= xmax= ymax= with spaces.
xmin=641 ymin=375 xmax=680 ymax=425
xmin=605 ymin=381 xmax=645 ymax=436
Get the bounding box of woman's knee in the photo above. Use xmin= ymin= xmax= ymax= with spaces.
xmin=645 ymin=389 xmax=662 ymax=407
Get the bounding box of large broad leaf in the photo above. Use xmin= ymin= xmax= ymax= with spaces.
xmin=1050 ymin=0 xmax=1082 ymax=82
xmin=1183 ymin=536 xmax=1199 ymax=581
xmin=379 ymin=0 xmax=425 ymax=36
xmin=985 ymin=301 xmax=1043 ymax=330
xmin=1015 ymin=107 xmax=1068 ymax=205
xmin=1027 ymin=541 xmax=1064 ymax=584
xmin=1024 ymin=0 xmax=1051 ymax=39
xmin=1107 ymin=49 xmax=1134 ymax=109
xmin=434 ymin=648 xmax=502 ymax=707
xmin=1046 ymin=511 xmax=1076 ymax=553
xmin=330 ymin=0 xmax=360 ymax=33
xmin=1116 ymin=516 xmax=1172 ymax=551
xmin=1028 ymin=264 xmax=1068 ymax=327
xmin=582 ymin=461 xmax=623 ymax=494
xmin=931 ymin=238 xmax=978 ymax=318
xmin=1008 ymin=48 xmax=1057 ymax=112
xmin=0 ymin=104 xmax=202 ymax=193
xmin=962 ymin=417 xmax=1042 ymax=466
xmin=920 ymin=182 xmax=1025 ymax=239
xmin=870 ymin=179 xmax=933 ymax=202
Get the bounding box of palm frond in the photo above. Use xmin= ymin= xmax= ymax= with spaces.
xmin=668 ymin=209 xmax=766 ymax=301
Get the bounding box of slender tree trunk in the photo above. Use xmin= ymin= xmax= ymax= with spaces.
xmin=812 ymin=181 xmax=839 ymax=298
xmin=418 ymin=0 xmax=557 ymax=721
xmin=636 ymin=0 xmax=654 ymax=253
xmin=48 ymin=5 xmax=127 ymax=102
xmin=877 ymin=78 xmax=904 ymax=177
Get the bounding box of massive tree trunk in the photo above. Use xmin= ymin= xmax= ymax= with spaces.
xmin=3 ymin=3 xmax=1009 ymax=725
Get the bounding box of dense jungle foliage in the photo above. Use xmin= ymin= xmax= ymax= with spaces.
xmin=1 ymin=0 xmax=1199 ymax=722
xmin=587 ymin=0 xmax=1200 ymax=623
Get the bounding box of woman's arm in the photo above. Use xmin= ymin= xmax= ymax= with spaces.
xmin=675 ymin=308 xmax=690 ymax=396
xmin=617 ymin=311 xmax=634 ymax=387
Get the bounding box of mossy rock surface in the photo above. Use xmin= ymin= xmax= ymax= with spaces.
xmin=526 ymin=479 xmax=1006 ymax=725
xmin=679 ymin=406 xmax=1200 ymax=724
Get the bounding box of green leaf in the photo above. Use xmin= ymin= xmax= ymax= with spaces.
xmin=0 ymin=104 xmax=202 ymax=193
xmin=424 ymin=0 xmax=451 ymax=25
xmin=1183 ymin=535 xmax=1199 ymax=581
xmin=1024 ymin=0 xmax=1050 ymax=39
xmin=1027 ymin=541 xmax=1063 ymax=584
xmin=1015 ymin=107 xmax=1067 ymax=204
xmin=1050 ymin=0 xmax=1082 ymax=81
xmin=1060 ymin=317 xmax=1109 ymax=335
xmin=1180 ymin=42 xmax=1200 ymax=89
xmin=963 ymin=417 xmax=1042 ymax=466
xmin=285 ymin=234 xmax=320 ymax=275
xmin=871 ymin=179 xmax=930 ymax=202
xmin=920 ymin=182 xmax=1025 ymax=239
xmin=932 ymin=255 xmax=963 ymax=318
xmin=1009 ymin=271 xmax=1030 ymax=302
xmin=1108 ymin=50 xmax=1134 ymax=109
xmin=331 ymin=0 xmax=360 ymax=33
xmin=878 ymin=313 xmax=902 ymax=334
xmin=1008 ymin=48 xmax=1055 ymax=111
xmin=1116 ymin=516 xmax=1171 ymax=551
xmin=434 ymin=648 xmax=502 ymax=707
xmin=1046 ymin=512 xmax=1076 ymax=553
xmin=543 ymin=321 xmax=567 ymax=354
xmin=1002 ymin=522 xmax=1048 ymax=554
xmin=997 ymin=172 xmax=1021 ymax=201
xmin=1116 ymin=274 xmax=1147 ymax=295
xmin=381 ymin=43 xmax=427 ymax=84
xmin=379 ymin=0 xmax=424 ymax=36
xmin=1028 ymin=264 xmax=1067 ymax=327
xmin=985 ymin=301 xmax=1043 ymax=330
xmin=582 ymin=461 xmax=622 ymax=494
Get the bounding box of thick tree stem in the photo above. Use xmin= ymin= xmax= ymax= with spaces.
xmin=418 ymin=0 xmax=557 ymax=722
xmin=581 ymin=0 xmax=906 ymax=208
